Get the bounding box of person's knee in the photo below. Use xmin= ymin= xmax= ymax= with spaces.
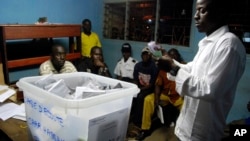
xmin=144 ymin=94 xmax=154 ymax=103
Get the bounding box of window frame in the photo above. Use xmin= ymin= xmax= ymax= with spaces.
xmin=103 ymin=0 xmax=193 ymax=47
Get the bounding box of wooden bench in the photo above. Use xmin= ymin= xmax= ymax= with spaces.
xmin=7 ymin=52 xmax=81 ymax=69
xmin=0 ymin=24 xmax=82 ymax=84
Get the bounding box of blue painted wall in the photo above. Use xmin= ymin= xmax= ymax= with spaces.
xmin=0 ymin=0 xmax=249 ymax=123
xmin=0 ymin=0 xmax=103 ymax=82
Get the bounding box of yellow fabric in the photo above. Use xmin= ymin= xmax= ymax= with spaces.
xmin=141 ymin=93 xmax=183 ymax=130
xmin=80 ymin=32 xmax=101 ymax=57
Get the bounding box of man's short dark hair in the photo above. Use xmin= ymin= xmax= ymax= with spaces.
xmin=51 ymin=44 xmax=64 ymax=55
xmin=82 ymin=19 xmax=91 ymax=25
xmin=90 ymin=46 xmax=101 ymax=54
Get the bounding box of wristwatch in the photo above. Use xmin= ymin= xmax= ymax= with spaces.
xmin=99 ymin=67 xmax=108 ymax=74
xmin=103 ymin=67 xmax=108 ymax=73
xmin=170 ymin=66 xmax=180 ymax=76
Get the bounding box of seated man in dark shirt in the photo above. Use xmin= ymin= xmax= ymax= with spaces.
xmin=75 ymin=46 xmax=111 ymax=77
xmin=129 ymin=47 xmax=159 ymax=136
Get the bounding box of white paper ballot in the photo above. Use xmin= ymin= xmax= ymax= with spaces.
xmin=0 ymin=102 xmax=20 ymax=121
xmin=75 ymin=87 xmax=105 ymax=99
xmin=157 ymin=105 xmax=164 ymax=124
xmin=0 ymin=88 xmax=16 ymax=103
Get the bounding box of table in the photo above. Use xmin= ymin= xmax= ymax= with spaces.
xmin=0 ymin=118 xmax=31 ymax=141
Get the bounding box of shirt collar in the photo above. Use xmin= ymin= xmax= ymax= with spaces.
xmin=204 ymin=25 xmax=229 ymax=41
xmin=206 ymin=25 xmax=229 ymax=41
xmin=122 ymin=57 xmax=132 ymax=62
xmin=199 ymin=25 xmax=229 ymax=46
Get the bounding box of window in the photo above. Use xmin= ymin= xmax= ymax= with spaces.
xmin=158 ymin=0 xmax=193 ymax=46
xmin=103 ymin=0 xmax=193 ymax=47
xmin=228 ymin=0 xmax=250 ymax=54
xmin=103 ymin=2 xmax=126 ymax=40
xmin=103 ymin=0 xmax=250 ymax=53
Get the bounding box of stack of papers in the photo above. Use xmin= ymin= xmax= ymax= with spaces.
xmin=12 ymin=103 xmax=26 ymax=121
xmin=0 ymin=102 xmax=26 ymax=121
xmin=33 ymin=75 xmax=125 ymax=99
xmin=0 ymin=85 xmax=16 ymax=102
xmin=0 ymin=85 xmax=26 ymax=121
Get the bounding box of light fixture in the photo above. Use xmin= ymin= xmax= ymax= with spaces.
xmin=242 ymin=32 xmax=250 ymax=43
xmin=148 ymin=19 xmax=152 ymax=23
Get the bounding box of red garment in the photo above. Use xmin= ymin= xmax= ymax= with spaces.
xmin=155 ymin=70 xmax=180 ymax=103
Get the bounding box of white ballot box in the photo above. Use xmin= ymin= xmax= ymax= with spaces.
xmin=16 ymin=72 xmax=139 ymax=141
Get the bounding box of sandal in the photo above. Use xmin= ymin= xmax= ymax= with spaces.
xmin=127 ymin=123 xmax=141 ymax=138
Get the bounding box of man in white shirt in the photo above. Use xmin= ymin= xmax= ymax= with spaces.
xmin=160 ymin=0 xmax=246 ymax=140
xmin=114 ymin=43 xmax=137 ymax=82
